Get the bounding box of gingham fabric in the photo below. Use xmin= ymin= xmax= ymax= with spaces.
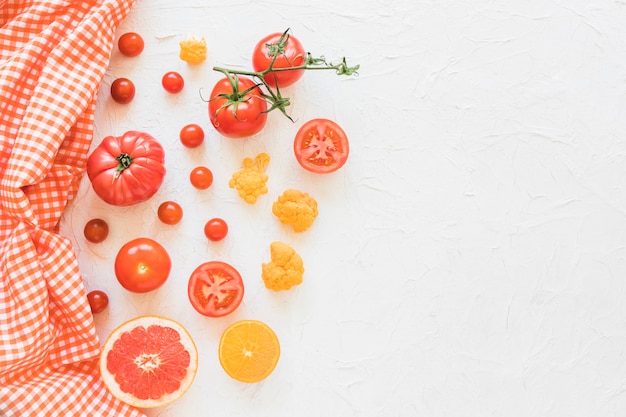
xmin=0 ymin=1 xmax=145 ymax=416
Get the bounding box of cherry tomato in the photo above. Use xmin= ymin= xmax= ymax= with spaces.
xmin=190 ymin=166 xmax=213 ymax=189
xmin=179 ymin=123 xmax=205 ymax=148
xmin=188 ymin=261 xmax=244 ymax=317
xmin=114 ymin=237 xmax=171 ymax=293
xmin=110 ymin=78 xmax=135 ymax=104
xmin=204 ymin=218 xmax=228 ymax=241
xmin=83 ymin=218 xmax=109 ymax=243
xmin=208 ymin=76 xmax=268 ymax=138
xmin=87 ymin=290 xmax=109 ymax=314
xmin=294 ymin=118 xmax=349 ymax=174
xmin=162 ymin=71 xmax=184 ymax=93
xmin=157 ymin=201 xmax=183 ymax=225
xmin=117 ymin=32 xmax=144 ymax=57
xmin=252 ymin=31 xmax=306 ymax=88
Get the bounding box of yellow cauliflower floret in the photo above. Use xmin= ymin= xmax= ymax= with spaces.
xmin=262 ymin=241 xmax=304 ymax=291
xmin=229 ymin=152 xmax=270 ymax=204
xmin=272 ymin=189 xmax=318 ymax=232
xmin=179 ymin=36 xmax=207 ymax=64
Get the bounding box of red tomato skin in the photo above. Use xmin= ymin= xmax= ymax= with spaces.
xmin=83 ymin=218 xmax=109 ymax=243
xmin=252 ymin=32 xmax=306 ymax=88
xmin=110 ymin=78 xmax=135 ymax=104
xmin=162 ymin=71 xmax=184 ymax=93
xmin=179 ymin=123 xmax=205 ymax=148
xmin=189 ymin=166 xmax=213 ymax=189
xmin=157 ymin=201 xmax=183 ymax=225
xmin=87 ymin=290 xmax=109 ymax=314
xmin=294 ymin=118 xmax=350 ymax=174
xmin=114 ymin=237 xmax=171 ymax=293
xmin=204 ymin=218 xmax=228 ymax=241
xmin=118 ymin=32 xmax=144 ymax=57
xmin=187 ymin=261 xmax=244 ymax=317
xmin=86 ymin=131 xmax=166 ymax=206
xmin=208 ymin=76 xmax=268 ymax=138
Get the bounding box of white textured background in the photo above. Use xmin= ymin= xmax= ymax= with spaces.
xmin=60 ymin=0 xmax=626 ymax=415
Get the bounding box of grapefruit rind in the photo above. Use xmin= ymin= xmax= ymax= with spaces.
xmin=99 ymin=315 xmax=198 ymax=408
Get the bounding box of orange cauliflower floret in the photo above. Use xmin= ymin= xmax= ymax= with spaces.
xmin=229 ymin=152 xmax=270 ymax=204
xmin=262 ymin=242 xmax=304 ymax=291
xmin=179 ymin=36 xmax=207 ymax=64
xmin=272 ymin=189 xmax=318 ymax=232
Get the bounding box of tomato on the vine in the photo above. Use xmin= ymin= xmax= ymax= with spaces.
xmin=114 ymin=237 xmax=171 ymax=293
xmin=110 ymin=78 xmax=135 ymax=104
xmin=117 ymin=32 xmax=144 ymax=57
xmin=83 ymin=218 xmax=109 ymax=243
xmin=190 ymin=166 xmax=213 ymax=189
xmin=162 ymin=71 xmax=184 ymax=93
xmin=294 ymin=118 xmax=349 ymax=174
xmin=204 ymin=218 xmax=228 ymax=241
xmin=157 ymin=201 xmax=183 ymax=225
xmin=188 ymin=261 xmax=244 ymax=317
xmin=208 ymin=75 xmax=268 ymax=138
xmin=252 ymin=31 xmax=306 ymax=88
xmin=179 ymin=123 xmax=204 ymax=148
xmin=87 ymin=290 xmax=109 ymax=314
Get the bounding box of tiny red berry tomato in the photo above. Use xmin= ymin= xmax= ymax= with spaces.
xmin=204 ymin=218 xmax=228 ymax=241
xmin=208 ymin=76 xmax=268 ymax=138
xmin=110 ymin=78 xmax=135 ymax=104
xmin=252 ymin=31 xmax=306 ymax=88
xmin=190 ymin=166 xmax=213 ymax=189
xmin=294 ymin=118 xmax=350 ymax=174
xmin=114 ymin=237 xmax=172 ymax=293
xmin=188 ymin=261 xmax=244 ymax=317
xmin=162 ymin=71 xmax=184 ymax=93
xmin=117 ymin=32 xmax=144 ymax=57
xmin=83 ymin=218 xmax=109 ymax=243
xmin=157 ymin=201 xmax=183 ymax=225
xmin=87 ymin=290 xmax=109 ymax=314
xmin=179 ymin=123 xmax=205 ymax=148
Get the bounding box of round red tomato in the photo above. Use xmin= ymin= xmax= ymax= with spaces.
xmin=204 ymin=218 xmax=228 ymax=241
xmin=162 ymin=71 xmax=184 ymax=93
xmin=117 ymin=32 xmax=144 ymax=57
xmin=83 ymin=218 xmax=109 ymax=243
xmin=87 ymin=290 xmax=109 ymax=314
xmin=110 ymin=78 xmax=135 ymax=104
xmin=188 ymin=261 xmax=244 ymax=317
xmin=114 ymin=237 xmax=171 ymax=293
xmin=86 ymin=131 xmax=166 ymax=206
xmin=157 ymin=201 xmax=183 ymax=225
xmin=252 ymin=31 xmax=306 ymax=88
xmin=208 ymin=75 xmax=268 ymax=138
xmin=294 ymin=118 xmax=349 ymax=174
xmin=179 ymin=123 xmax=204 ymax=148
xmin=189 ymin=166 xmax=213 ymax=189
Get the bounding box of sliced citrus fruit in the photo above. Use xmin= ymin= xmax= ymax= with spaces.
xmin=100 ymin=316 xmax=198 ymax=408
xmin=218 ymin=320 xmax=280 ymax=383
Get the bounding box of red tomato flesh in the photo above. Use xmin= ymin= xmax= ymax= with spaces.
xmin=294 ymin=118 xmax=350 ymax=174
xmin=188 ymin=261 xmax=244 ymax=317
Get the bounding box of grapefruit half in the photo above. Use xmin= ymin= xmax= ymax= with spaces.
xmin=100 ymin=315 xmax=198 ymax=408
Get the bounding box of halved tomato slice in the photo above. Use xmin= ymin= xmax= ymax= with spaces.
xmin=187 ymin=261 xmax=244 ymax=317
xmin=293 ymin=118 xmax=349 ymax=174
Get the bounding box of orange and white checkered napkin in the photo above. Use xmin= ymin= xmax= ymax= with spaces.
xmin=1 ymin=1 xmax=145 ymax=416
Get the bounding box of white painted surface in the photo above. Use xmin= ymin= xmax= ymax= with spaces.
xmin=60 ymin=0 xmax=626 ymax=415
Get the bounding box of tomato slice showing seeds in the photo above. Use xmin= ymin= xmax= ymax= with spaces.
xmin=293 ymin=118 xmax=349 ymax=174
xmin=187 ymin=261 xmax=244 ymax=317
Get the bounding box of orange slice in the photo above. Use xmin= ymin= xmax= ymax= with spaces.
xmin=218 ymin=320 xmax=280 ymax=383
xmin=100 ymin=315 xmax=198 ymax=408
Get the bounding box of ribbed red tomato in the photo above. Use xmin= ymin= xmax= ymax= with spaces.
xmin=86 ymin=131 xmax=166 ymax=206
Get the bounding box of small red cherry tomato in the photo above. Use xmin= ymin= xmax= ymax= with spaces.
xmin=157 ymin=201 xmax=183 ymax=225
xmin=117 ymin=32 xmax=144 ymax=57
xmin=188 ymin=261 xmax=244 ymax=317
xmin=87 ymin=290 xmax=109 ymax=314
xmin=190 ymin=166 xmax=213 ymax=189
xmin=252 ymin=31 xmax=306 ymax=88
xmin=110 ymin=78 xmax=135 ymax=104
xmin=179 ymin=123 xmax=205 ymax=148
xmin=204 ymin=218 xmax=228 ymax=241
xmin=162 ymin=71 xmax=184 ymax=93
xmin=83 ymin=218 xmax=109 ymax=243
xmin=294 ymin=118 xmax=349 ymax=174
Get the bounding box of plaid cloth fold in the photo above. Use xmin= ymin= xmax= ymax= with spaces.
xmin=1 ymin=1 xmax=145 ymax=416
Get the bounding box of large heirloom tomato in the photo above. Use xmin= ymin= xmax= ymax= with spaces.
xmin=86 ymin=131 xmax=166 ymax=206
